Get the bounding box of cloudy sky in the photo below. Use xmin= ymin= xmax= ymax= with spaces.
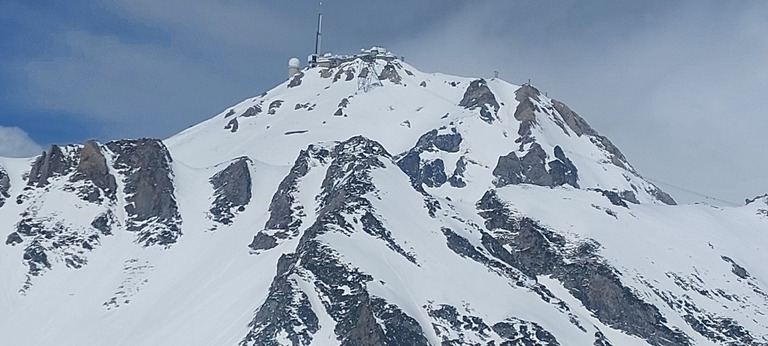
xmin=1 ymin=0 xmax=766 ymax=205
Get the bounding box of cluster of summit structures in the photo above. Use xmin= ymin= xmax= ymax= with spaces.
xmin=289 ymin=46 xmax=397 ymax=79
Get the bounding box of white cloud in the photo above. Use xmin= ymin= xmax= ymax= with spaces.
xmin=0 ymin=126 xmax=43 ymax=158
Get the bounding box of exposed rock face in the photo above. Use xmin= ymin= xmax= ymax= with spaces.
xmin=746 ymin=193 xmax=768 ymax=205
xmin=27 ymin=145 xmax=79 ymax=187
xmin=552 ymin=99 xmax=596 ymax=137
xmin=209 ymin=157 xmax=252 ymax=226
xmin=493 ymin=143 xmax=578 ymax=188
xmin=721 ymin=256 xmax=750 ymax=279
xmin=448 ymin=156 xmax=467 ymax=188
xmin=514 ymin=85 xmax=542 ymax=143
xmin=0 ymin=166 xmax=9 ymax=208
xmin=459 ymin=79 xmax=500 ymax=123
xmin=396 ymin=129 xmax=463 ymax=189
xmin=249 ymin=146 xmax=329 ymax=251
xmin=288 ymin=72 xmax=304 ymax=88
xmin=378 ymin=63 xmax=402 ymax=84
xmin=241 ymin=105 xmax=261 ymax=117
xmin=107 ymin=139 xmax=181 ymax=247
xmin=476 ymin=190 xmax=691 ymax=346
xmin=427 ymin=303 xmax=561 ymax=345
xmin=70 ymin=140 xmax=117 ymax=202
xmin=5 ymin=141 xmax=119 ymax=286
xmin=243 ymin=136 xmax=427 ymax=345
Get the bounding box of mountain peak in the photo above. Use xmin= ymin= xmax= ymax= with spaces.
xmin=2 ymin=48 xmax=766 ymax=345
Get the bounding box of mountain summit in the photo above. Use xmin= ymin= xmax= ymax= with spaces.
xmin=1 ymin=48 xmax=766 ymax=345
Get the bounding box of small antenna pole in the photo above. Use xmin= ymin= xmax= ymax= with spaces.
xmin=314 ymin=2 xmax=323 ymax=55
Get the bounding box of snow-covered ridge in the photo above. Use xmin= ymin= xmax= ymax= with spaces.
xmin=1 ymin=48 xmax=766 ymax=345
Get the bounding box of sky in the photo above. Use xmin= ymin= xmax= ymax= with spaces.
xmin=1 ymin=0 xmax=766 ymax=205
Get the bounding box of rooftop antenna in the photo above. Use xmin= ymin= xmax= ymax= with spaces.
xmin=314 ymin=1 xmax=323 ymax=55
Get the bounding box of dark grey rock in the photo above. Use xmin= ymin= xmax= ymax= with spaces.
xmin=492 ymin=319 xmax=560 ymax=345
xmin=646 ymin=184 xmax=677 ymax=205
xmin=549 ymin=145 xmax=579 ymax=188
xmin=459 ymin=79 xmax=499 ymax=124
xmin=107 ymin=139 xmax=181 ymax=247
xmin=209 ymin=157 xmax=252 ymax=226
xmin=620 ymin=190 xmax=640 ymax=204
xmin=434 ymin=132 xmax=462 ymax=153
xmin=70 ymin=140 xmax=117 ymax=201
xmin=721 ymin=256 xmax=750 ymax=279
xmin=288 ymin=72 xmax=304 ymax=88
xmin=492 ymin=151 xmax=523 ymax=187
xmin=378 ymin=64 xmax=402 ymax=84
xmin=241 ymin=254 xmax=320 ymax=346
xmin=241 ymin=105 xmax=261 ymax=117
xmin=476 ymin=190 xmax=691 ymax=346
xmin=494 ymin=144 xmax=580 ymax=189
xmin=23 ymin=241 xmax=50 ymax=276
xmin=427 ymin=302 xmax=560 ymax=345
xmin=594 ymin=189 xmax=629 ymax=208
xmin=520 ymin=143 xmax=553 ymax=187
xmin=551 ymin=99 xmax=596 ymax=137
xmin=224 ymin=108 xmax=236 ymax=118
xmin=248 ymin=232 xmax=278 ymax=251
xmin=396 ymin=151 xmax=421 ymax=184
xmin=395 ymin=129 xmax=460 ymax=189
xmin=91 ymin=212 xmax=116 ymax=236
xmin=448 ymin=156 xmax=467 ymax=188
xmin=514 ymin=85 xmax=541 ymax=140
xmin=5 ymin=231 xmax=22 ymax=245
xmin=244 ymin=136 xmax=427 ymax=345
xmin=267 ymin=100 xmax=283 ymax=115
xmin=224 ymin=118 xmax=239 ymax=132
xmin=746 ymin=193 xmax=768 ymax=205
xmin=420 ymin=159 xmax=447 ymax=188
xmin=594 ymin=331 xmax=614 ymax=346
xmin=27 ymin=145 xmax=78 ymax=187
xmin=0 ymin=166 xmax=9 ymax=208
xmin=250 ymin=145 xmax=330 ymax=251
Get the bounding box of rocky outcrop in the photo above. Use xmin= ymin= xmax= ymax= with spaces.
xmin=107 ymin=139 xmax=181 ymax=247
xmin=378 ymin=63 xmax=402 ymax=84
xmin=493 ymin=143 xmax=578 ymax=188
xmin=5 ymin=141 xmax=118 ymax=286
xmin=70 ymin=140 xmax=117 ymax=202
xmin=249 ymin=145 xmax=330 ymax=251
xmin=0 ymin=166 xmax=9 ymax=208
xmin=647 ymin=184 xmax=677 ymax=205
xmin=241 ymin=105 xmax=261 ymax=117
xmin=552 ymin=99 xmax=596 ymax=137
xmin=243 ymin=136 xmax=426 ymax=345
xmin=288 ymin=72 xmax=304 ymax=88
xmin=447 ymin=156 xmax=467 ymax=188
xmin=476 ymin=191 xmax=690 ymax=346
xmin=27 ymin=145 xmax=79 ymax=187
xmin=427 ymin=303 xmax=561 ymax=345
xmin=209 ymin=157 xmax=252 ymax=226
xmin=396 ymin=129 xmax=463 ymax=189
xmin=514 ymin=84 xmax=542 ymax=144
xmin=459 ymin=79 xmax=500 ymax=124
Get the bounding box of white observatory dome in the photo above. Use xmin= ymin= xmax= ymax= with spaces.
xmin=288 ymin=57 xmax=301 ymax=79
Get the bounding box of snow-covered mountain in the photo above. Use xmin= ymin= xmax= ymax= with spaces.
xmin=1 ymin=48 xmax=767 ymax=346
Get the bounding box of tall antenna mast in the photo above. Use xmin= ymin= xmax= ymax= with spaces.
xmin=314 ymin=1 xmax=323 ymax=55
